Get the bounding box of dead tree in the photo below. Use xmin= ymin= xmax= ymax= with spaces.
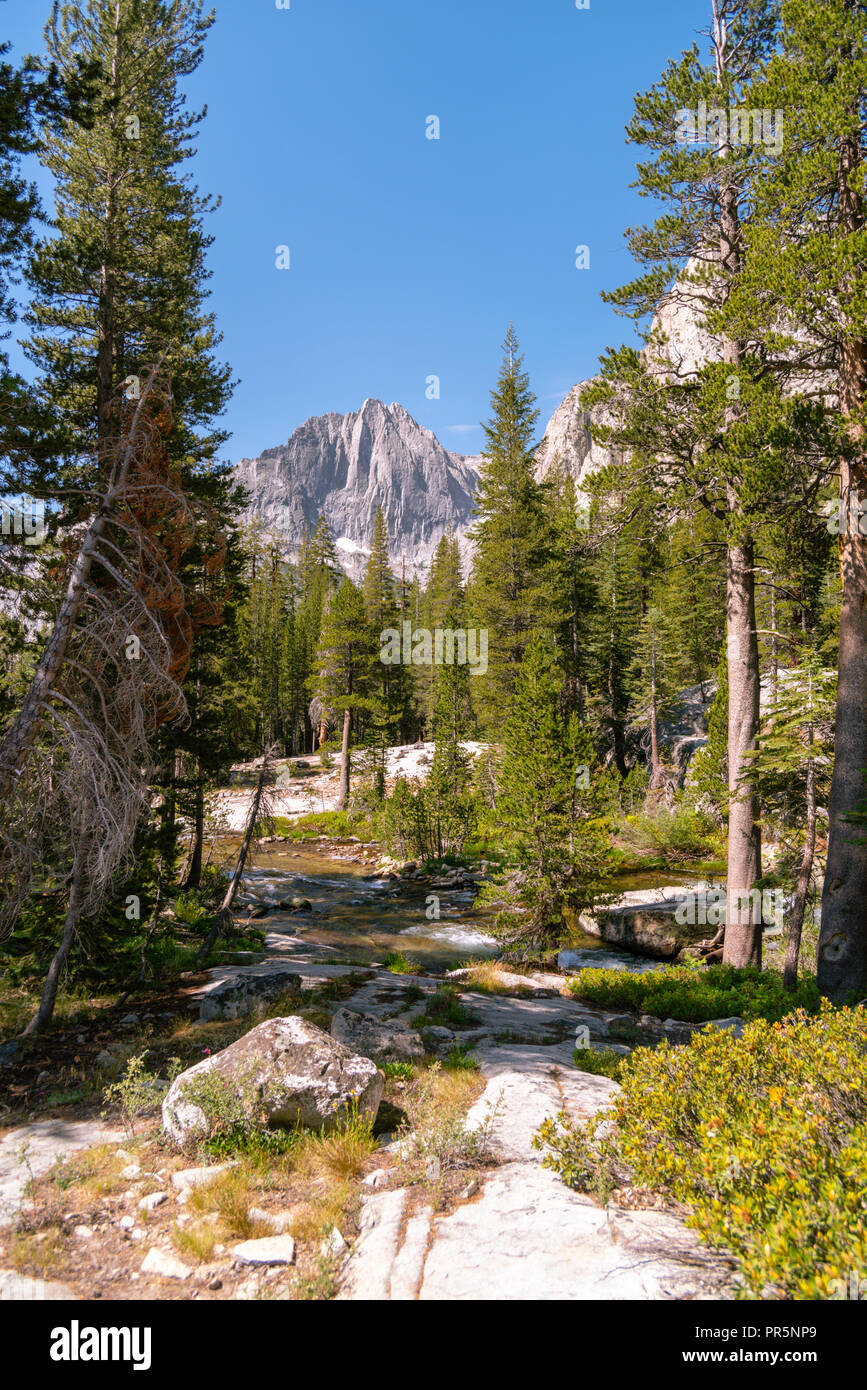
xmin=0 ymin=368 xmax=226 ymax=1031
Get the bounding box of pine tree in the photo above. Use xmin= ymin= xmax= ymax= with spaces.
xmin=25 ymin=0 xmax=232 ymax=475
xmin=690 ymin=643 xmax=729 ymax=824
xmin=469 ymin=326 xmax=561 ymax=727
xmin=742 ymin=652 xmax=837 ymax=988
xmin=722 ymin=0 xmax=867 ymax=999
xmin=486 ymin=631 xmax=612 ymax=950
xmin=361 ymin=507 xmax=412 ymax=778
xmin=632 ymin=602 xmax=681 ymax=791
xmin=297 ymin=514 xmax=340 ymax=748
xmin=582 ymin=0 xmax=830 ymax=967
xmin=550 ymin=467 xmax=598 ymax=720
xmin=313 ymin=577 xmax=372 ymax=810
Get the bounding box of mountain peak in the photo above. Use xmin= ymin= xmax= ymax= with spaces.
xmin=235 ymin=402 xmax=481 ymax=581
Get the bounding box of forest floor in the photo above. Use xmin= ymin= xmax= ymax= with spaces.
xmin=0 ymin=839 xmax=737 ymax=1301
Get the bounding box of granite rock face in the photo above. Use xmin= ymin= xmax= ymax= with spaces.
xmin=235 ymin=398 xmax=480 ymax=581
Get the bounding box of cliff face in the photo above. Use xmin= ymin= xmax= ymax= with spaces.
xmin=535 ymin=383 xmax=621 ymax=488
xmin=535 ymin=263 xmax=722 ymax=489
xmin=235 ymin=398 xmax=481 ymax=580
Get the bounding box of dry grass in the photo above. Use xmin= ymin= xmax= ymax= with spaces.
xmin=288 ymin=1186 xmax=352 ymax=1244
xmin=293 ymin=1114 xmax=377 ymax=1186
xmin=9 ymin=1225 xmax=68 ymax=1277
xmin=397 ymin=1062 xmax=489 ymax=1197
xmin=171 ymin=1217 xmax=220 ymax=1264
xmin=47 ymin=1146 xmax=136 ymax=1206
xmin=458 ymin=959 xmax=533 ymax=995
xmin=169 ymin=1168 xmax=274 ymax=1264
xmin=187 ymin=1168 xmax=272 ymax=1240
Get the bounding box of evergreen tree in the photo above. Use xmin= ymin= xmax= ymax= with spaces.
xmin=25 ymin=0 xmax=232 ymax=475
xmin=690 ymin=642 xmax=729 ymax=824
xmin=297 ymin=514 xmax=340 ymax=748
xmin=722 ymin=0 xmax=867 ymax=999
xmin=550 ymin=467 xmax=598 ymax=720
xmin=485 ymin=632 xmax=612 ymax=950
xmin=583 ymin=0 xmax=831 ymax=966
xmin=469 ymin=326 xmax=561 ymax=727
xmin=313 ymin=577 xmax=372 ymax=810
xmin=361 ymin=507 xmax=412 ymax=777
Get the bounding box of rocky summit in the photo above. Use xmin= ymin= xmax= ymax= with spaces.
xmin=234 ymin=398 xmax=482 ymax=581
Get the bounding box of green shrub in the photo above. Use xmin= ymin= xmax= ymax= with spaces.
xmin=383 ymin=1061 xmax=415 ymax=1082
xmin=272 ymin=811 xmax=374 ymax=842
xmin=619 ymin=805 xmax=720 ymax=862
xmin=173 ymin=891 xmax=210 ymax=927
xmin=411 ymin=984 xmax=477 ymax=1030
xmin=383 ymin=950 xmax=419 ymax=975
xmin=536 ymin=1004 xmax=867 ymax=1299
xmin=568 ymin=963 xmax=820 ymax=1023
xmin=102 ymin=1052 xmax=183 ymax=1134
xmin=572 ymin=1046 xmax=625 ymax=1081
xmin=441 ymin=1045 xmax=480 ymax=1073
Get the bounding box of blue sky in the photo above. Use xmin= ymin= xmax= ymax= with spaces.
xmin=2 ymin=0 xmax=708 ymax=462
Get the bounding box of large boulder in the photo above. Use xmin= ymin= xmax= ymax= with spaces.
xmin=574 ymin=889 xmax=714 ymax=961
xmin=162 ymin=1017 xmax=384 ymax=1146
xmin=330 ymin=1008 xmax=425 ymax=1065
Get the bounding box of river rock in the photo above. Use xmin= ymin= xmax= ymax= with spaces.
xmin=162 ymin=1017 xmax=384 ymax=1145
xmin=197 ymin=963 xmax=302 ymax=1021
xmin=330 ymin=1008 xmax=425 ymax=1065
xmin=575 ymin=890 xmax=713 ymax=961
xmin=232 ymin=1236 xmax=295 ymax=1266
xmin=141 ymin=1247 xmax=192 ymax=1281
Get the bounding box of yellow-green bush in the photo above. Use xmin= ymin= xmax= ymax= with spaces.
xmin=536 ymin=1003 xmax=867 ymax=1299
xmin=568 ymin=963 xmax=821 ymax=1023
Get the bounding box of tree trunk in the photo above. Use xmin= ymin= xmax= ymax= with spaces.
xmin=818 ymin=435 xmax=867 ymax=996
xmin=183 ymin=766 xmax=204 ymax=891
xmin=97 ymin=1 xmax=122 ymax=455
xmin=649 ymin=627 xmax=662 ymax=790
xmin=785 ymin=748 xmax=816 ymax=991
xmin=769 ymin=581 xmax=779 ymax=714
xmin=723 ymin=538 xmax=763 ymax=967
xmin=196 ymin=749 xmax=273 ymax=963
xmin=22 ymin=865 xmax=84 ymax=1036
xmin=818 ymin=122 xmax=867 ymax=1001
xmin=183 ymin=662 xmax=204 ymax=890
xmin=336 ymin=707 xmax=351 ymax=811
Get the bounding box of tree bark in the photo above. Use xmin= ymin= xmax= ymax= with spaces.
xmin=196 ymin=749 xmax=273 ymax=963
xmin=723 ymin=538 xmax=763 ymax=966
xmin=336 ymin=707 xmax=351 ymax=811
xmin=785 ymin=748 xmax=816 ymax=991
xmin=818 ymin=126 xmax=867 ymax=1001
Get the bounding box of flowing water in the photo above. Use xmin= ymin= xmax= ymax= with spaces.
xmin=216 ymin=842 xmax=711 ymax=976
